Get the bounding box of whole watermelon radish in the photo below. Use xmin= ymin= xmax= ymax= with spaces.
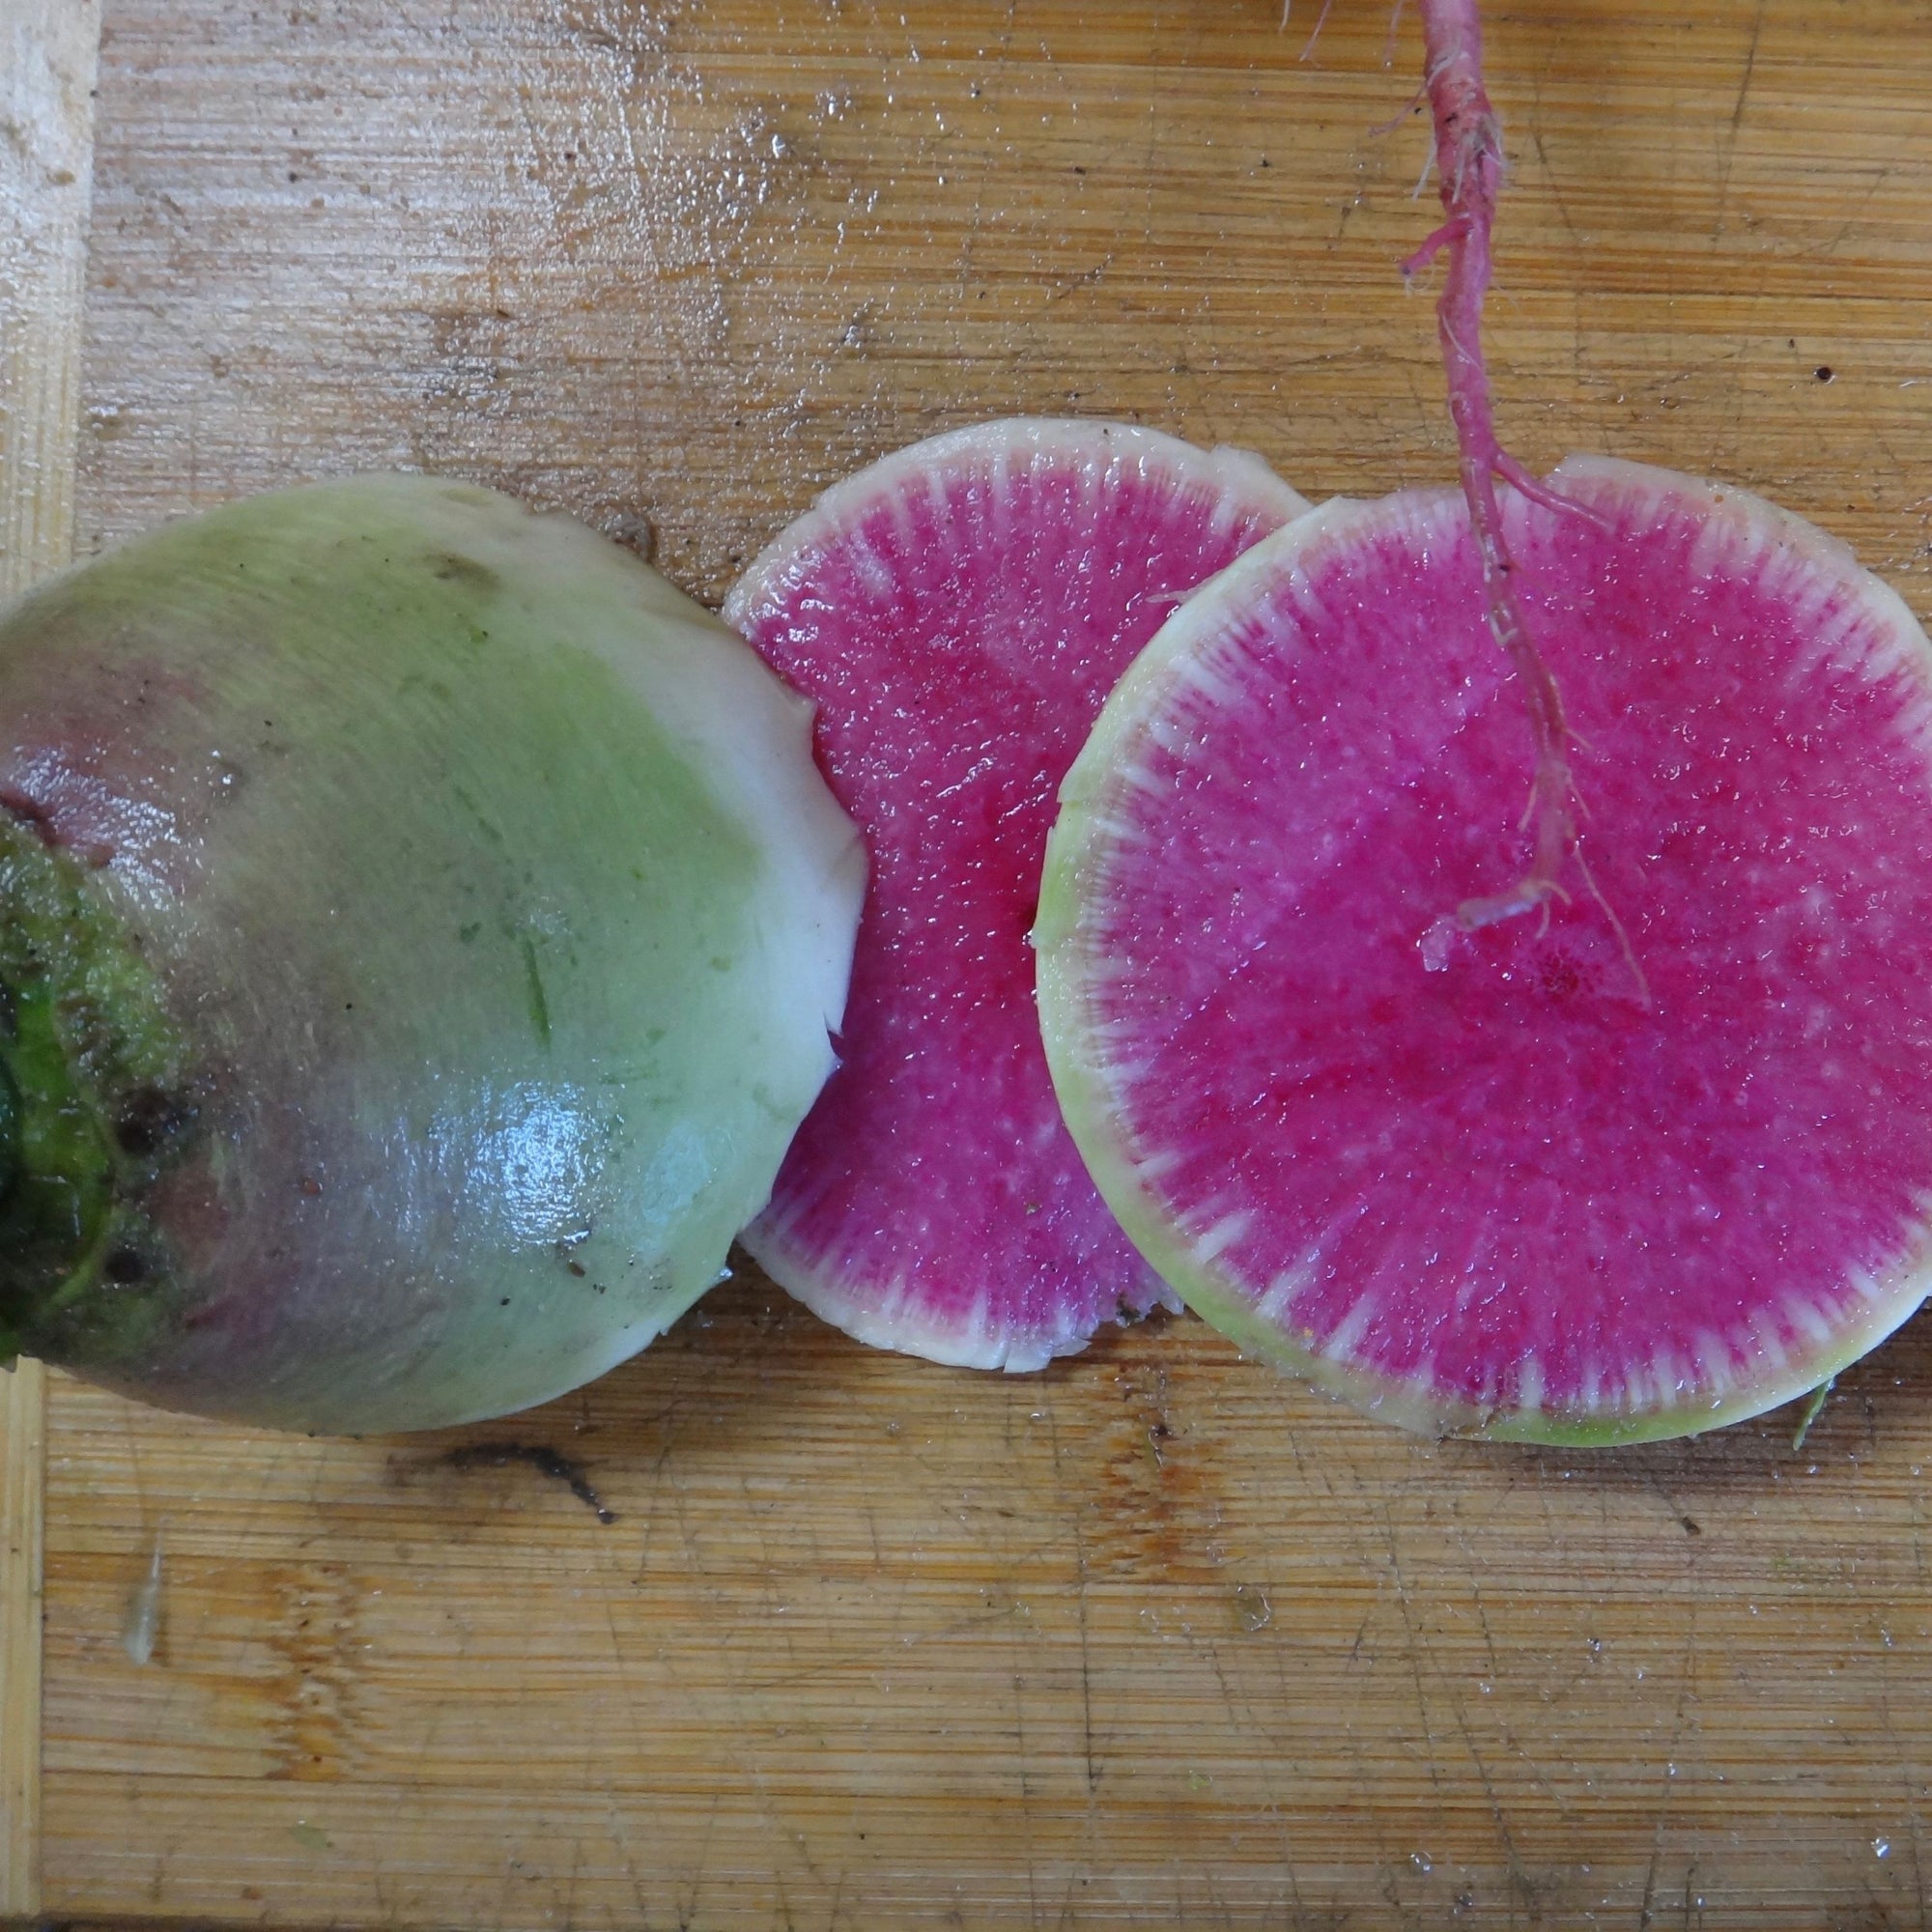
xmin=0 ymin=475 xmax=864 ymax=1434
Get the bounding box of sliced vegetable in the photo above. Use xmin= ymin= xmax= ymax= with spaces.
xmin=725 ymin=420 xmax=1308 ymax=1368
xmin=1038 ymin=459 xmax=1932 ymax=1443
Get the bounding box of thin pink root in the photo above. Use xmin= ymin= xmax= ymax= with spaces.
xmin=1413 ymin=0 xmax=1646 ymax=1001
xmin=1298 ymin=0 xmax=1339 ymax=59
xmin=1382 ymin=0 xmax=1407 ymax=68
xmin=1492 ymin=452 xmax=1613 ymax=532
xmin=1401 ymin=217 xmax=1465 ymax=278
xmin=1372 ymin=80 xmax=1428 ymax=137
xmin=1457 ymin=873 xmax=1566 ymax=934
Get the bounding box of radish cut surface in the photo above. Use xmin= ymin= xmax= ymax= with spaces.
xmin=1037 ymin=457 xmax=1932 ymax=1441
xmin=725 ymin=420 xmax=1310 ymax=1369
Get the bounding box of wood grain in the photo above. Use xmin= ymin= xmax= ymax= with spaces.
xmin=2 ymin=0 xmax=100 ymax=595
xmin=41 ymin=1293 xmax=1932 ymax=1926
xmin=0 ymin=1 xmax=102 ymax=1917
xmin=34 ymin=0 xmax=1932 ymax=1923
xmin=0 ymin=1359 xmax=45 ymax=1921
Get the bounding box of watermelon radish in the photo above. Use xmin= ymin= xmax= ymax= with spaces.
xmin=0 ymin=476 xmax=864 ymax=1434
xmin=1037 ymin=457 xmax=1932 ymax=1444
xmin=724 ymin=420 xmax=1310 ymax=1369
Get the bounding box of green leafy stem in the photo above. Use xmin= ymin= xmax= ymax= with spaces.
xmin=0 ymin=812 xmax=194 ymax=1366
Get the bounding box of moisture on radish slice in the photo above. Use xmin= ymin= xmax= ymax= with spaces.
xmin=724 ymin=419 xmax=1310 ymax=1369
xmin=1037 ymin=457 xmax=1932 ymax=1444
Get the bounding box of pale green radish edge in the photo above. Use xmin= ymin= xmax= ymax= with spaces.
xmin=724 ymin=417 xmax=1310 ymax=1367
xmin=404 ymin=481 xmax=871 ymax=1410
xmin=361 ymin=480 xmax=871 ymax=1416
xmin=1035 ymin=455 xmax=1932 ymax=1446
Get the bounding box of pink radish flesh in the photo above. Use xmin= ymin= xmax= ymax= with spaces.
xmin=725 ymin=420 xmax=1308 ymax=1369
xmin=1037 ymin=459 xmax=1932 ymax=1440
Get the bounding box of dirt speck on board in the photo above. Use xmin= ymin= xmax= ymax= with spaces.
xmin=440 ymin=1442 xmax=617 ymax=1523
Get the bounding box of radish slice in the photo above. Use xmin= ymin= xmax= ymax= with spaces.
xmin=725 ymin=419 xmax=1310 ymax=1370
xmin=1038 ymin=457 xmax=1932 ymax=1442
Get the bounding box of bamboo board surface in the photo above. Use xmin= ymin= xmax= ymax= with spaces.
xmin=18 ymin=0 xmax=1932 ymax=1924
xmin=0 ymin=0 xmax=102 ymax=1917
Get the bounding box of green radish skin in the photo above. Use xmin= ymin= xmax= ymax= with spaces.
xmin=0 ymin=476 xmax=864 ymax=1434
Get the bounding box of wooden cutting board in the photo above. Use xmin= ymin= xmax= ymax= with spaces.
xmin=9 ymin=0 xmax=1932 ymax=1923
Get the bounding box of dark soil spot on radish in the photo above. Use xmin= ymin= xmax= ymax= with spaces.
xmin=115 ymin=1087 xmax=192 ymax=1157
xmin=601 ymin=514 xmax=655 ymax=561
xmin=428 ymin=551 xmax=501 ymax=595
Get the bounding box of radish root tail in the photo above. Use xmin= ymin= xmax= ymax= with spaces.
xmin=1414 ymin=0 xmax=1647 ymax=1003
